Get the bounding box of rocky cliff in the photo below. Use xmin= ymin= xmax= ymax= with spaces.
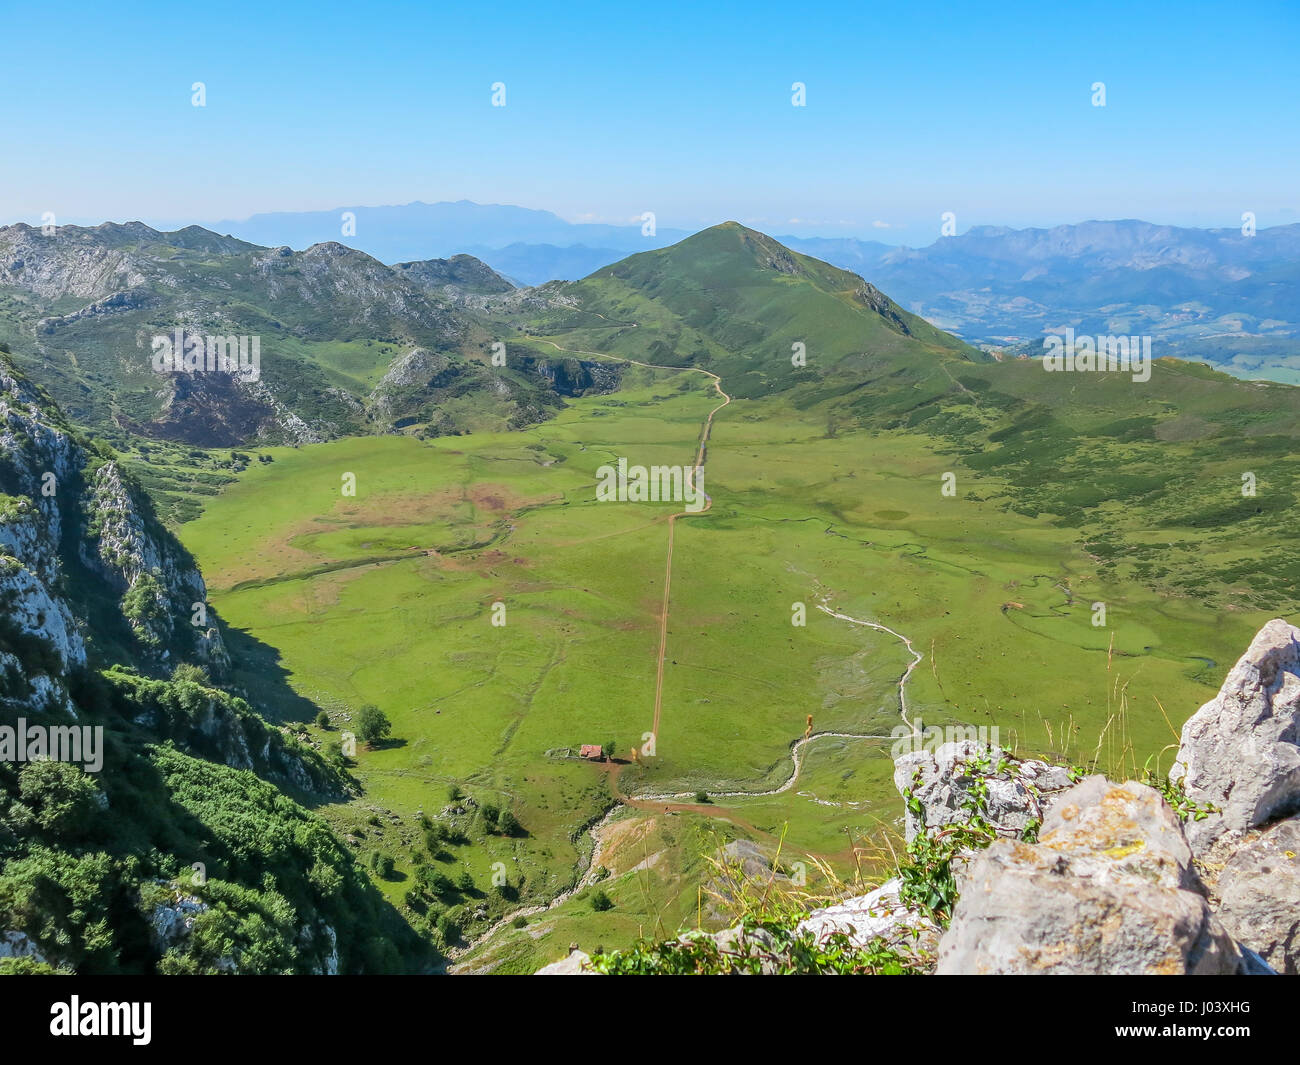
xmin=0 ymin=358 xmax=422 ymax=973
xmin=0 ymin=359 xmax=225 ymax=702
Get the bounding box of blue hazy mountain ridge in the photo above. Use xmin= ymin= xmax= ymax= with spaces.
xmin=781 ymin=220 xmax=1300 ymax=377
xmin=209 ymin=200 xmax=689 ymax=275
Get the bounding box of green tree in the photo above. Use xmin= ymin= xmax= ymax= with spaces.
xmin=355 ymin=705 xmax=392 ymax=748
xmin=477 ymin=803 xmax=500 ymax=834
xmin=435 ymin=913 xmax=459 ymax=942
xmin=423 ymin=822 xmax=448 ymax=858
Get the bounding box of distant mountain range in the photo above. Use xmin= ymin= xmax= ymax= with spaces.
xmin=207 ymin=200 xmax=690 ymax=285
xmin=196 ymin=203 xmax=1300 ymax=381
xmin=782 ymin=221 xmax=1300 ymax=381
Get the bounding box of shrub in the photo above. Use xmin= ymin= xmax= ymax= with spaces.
xmin=171 ymin=662 xmax=211 ymax=686
xmin=17 ymin=761 xmax=102 ymax=839
xmin=120 ymin=574 xmax=168 ymax=648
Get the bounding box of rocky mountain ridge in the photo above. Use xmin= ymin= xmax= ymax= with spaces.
xmin=0 ymin=222 xmax=619 ymax=447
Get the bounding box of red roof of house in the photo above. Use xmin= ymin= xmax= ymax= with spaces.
xmin=579 ymin=744 xmax=603 ymax=758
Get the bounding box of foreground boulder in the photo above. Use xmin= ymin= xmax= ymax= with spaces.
xmin=1170 ymin=618 xmax=1300 ymax=853
xmin=894 ymin=740 xmax=1074 ymax=842
xmin=1213 ymin=816 xmax=1300 ymax=975
xmin=797 ymin=878 xmax=938 ymax=963
xmin=535 ymin=948 xmax=596 ymax=975
xmin=937 ymin=777 xmax=1252 ymax=974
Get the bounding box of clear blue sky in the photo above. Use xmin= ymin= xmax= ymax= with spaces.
xmin=2 ymin=0 xmax=1296 ymax=240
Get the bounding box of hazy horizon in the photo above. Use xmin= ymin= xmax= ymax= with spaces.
xmin=7 ymin=199 xmax=1298 ymax=252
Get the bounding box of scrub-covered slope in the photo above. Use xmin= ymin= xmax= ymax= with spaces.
xmin=0 ymin=357 xmax=425 ymax=973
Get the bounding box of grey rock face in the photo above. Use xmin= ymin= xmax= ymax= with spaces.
xmin=0 ymin=368 xmax=88 ymax=713
xmin=0 ymin=222 xmax=150 ymax=301
xmin=1214 ymin=816 xmax=1300 ymax=974
xmin=1170 ymin=618 xmax=1300 ymax=852
xmin=81 ymin=459 xmax=229 ymax=672
xmin=0 ymin=929 xmax=49 ymax=965
xmin=719 ymin=839 xmax=781 ymax=881
xmin=937 ymin=778 xmax=1246 ymax=974
xmin=535 ymin=949 xmax=596 ymax=975
xmin=297 ymin=921 xmax=341 ymax=976
xmin=147 ymin=887 xmax=209 ymax=954
xmin=707 ymin=925 xmax=782 ymax=973
xmin=894 ymin=739 xmax=1074 ymax=842
xmin=797 ymin=878 xmax=938 ymax=960
xmin=0 ymin=361 xmax=228 ymax=712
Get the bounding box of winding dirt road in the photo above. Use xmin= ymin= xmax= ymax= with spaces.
xmin=532 ymin=337 xmax=731 ymax=743
xmin=630 ymin=600 xmax=923 ymax=804
xmin=651 ymin=369 xmax=730 ymax=740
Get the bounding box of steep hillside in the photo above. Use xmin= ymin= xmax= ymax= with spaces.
xmin=513 ymin=222 xmax=988 ymax=401
xmin=0 ymin=358 xmax=426 ymax=973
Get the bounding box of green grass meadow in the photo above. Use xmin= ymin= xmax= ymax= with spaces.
xmin=180 ymin=355 xmax=1280 ymax=970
